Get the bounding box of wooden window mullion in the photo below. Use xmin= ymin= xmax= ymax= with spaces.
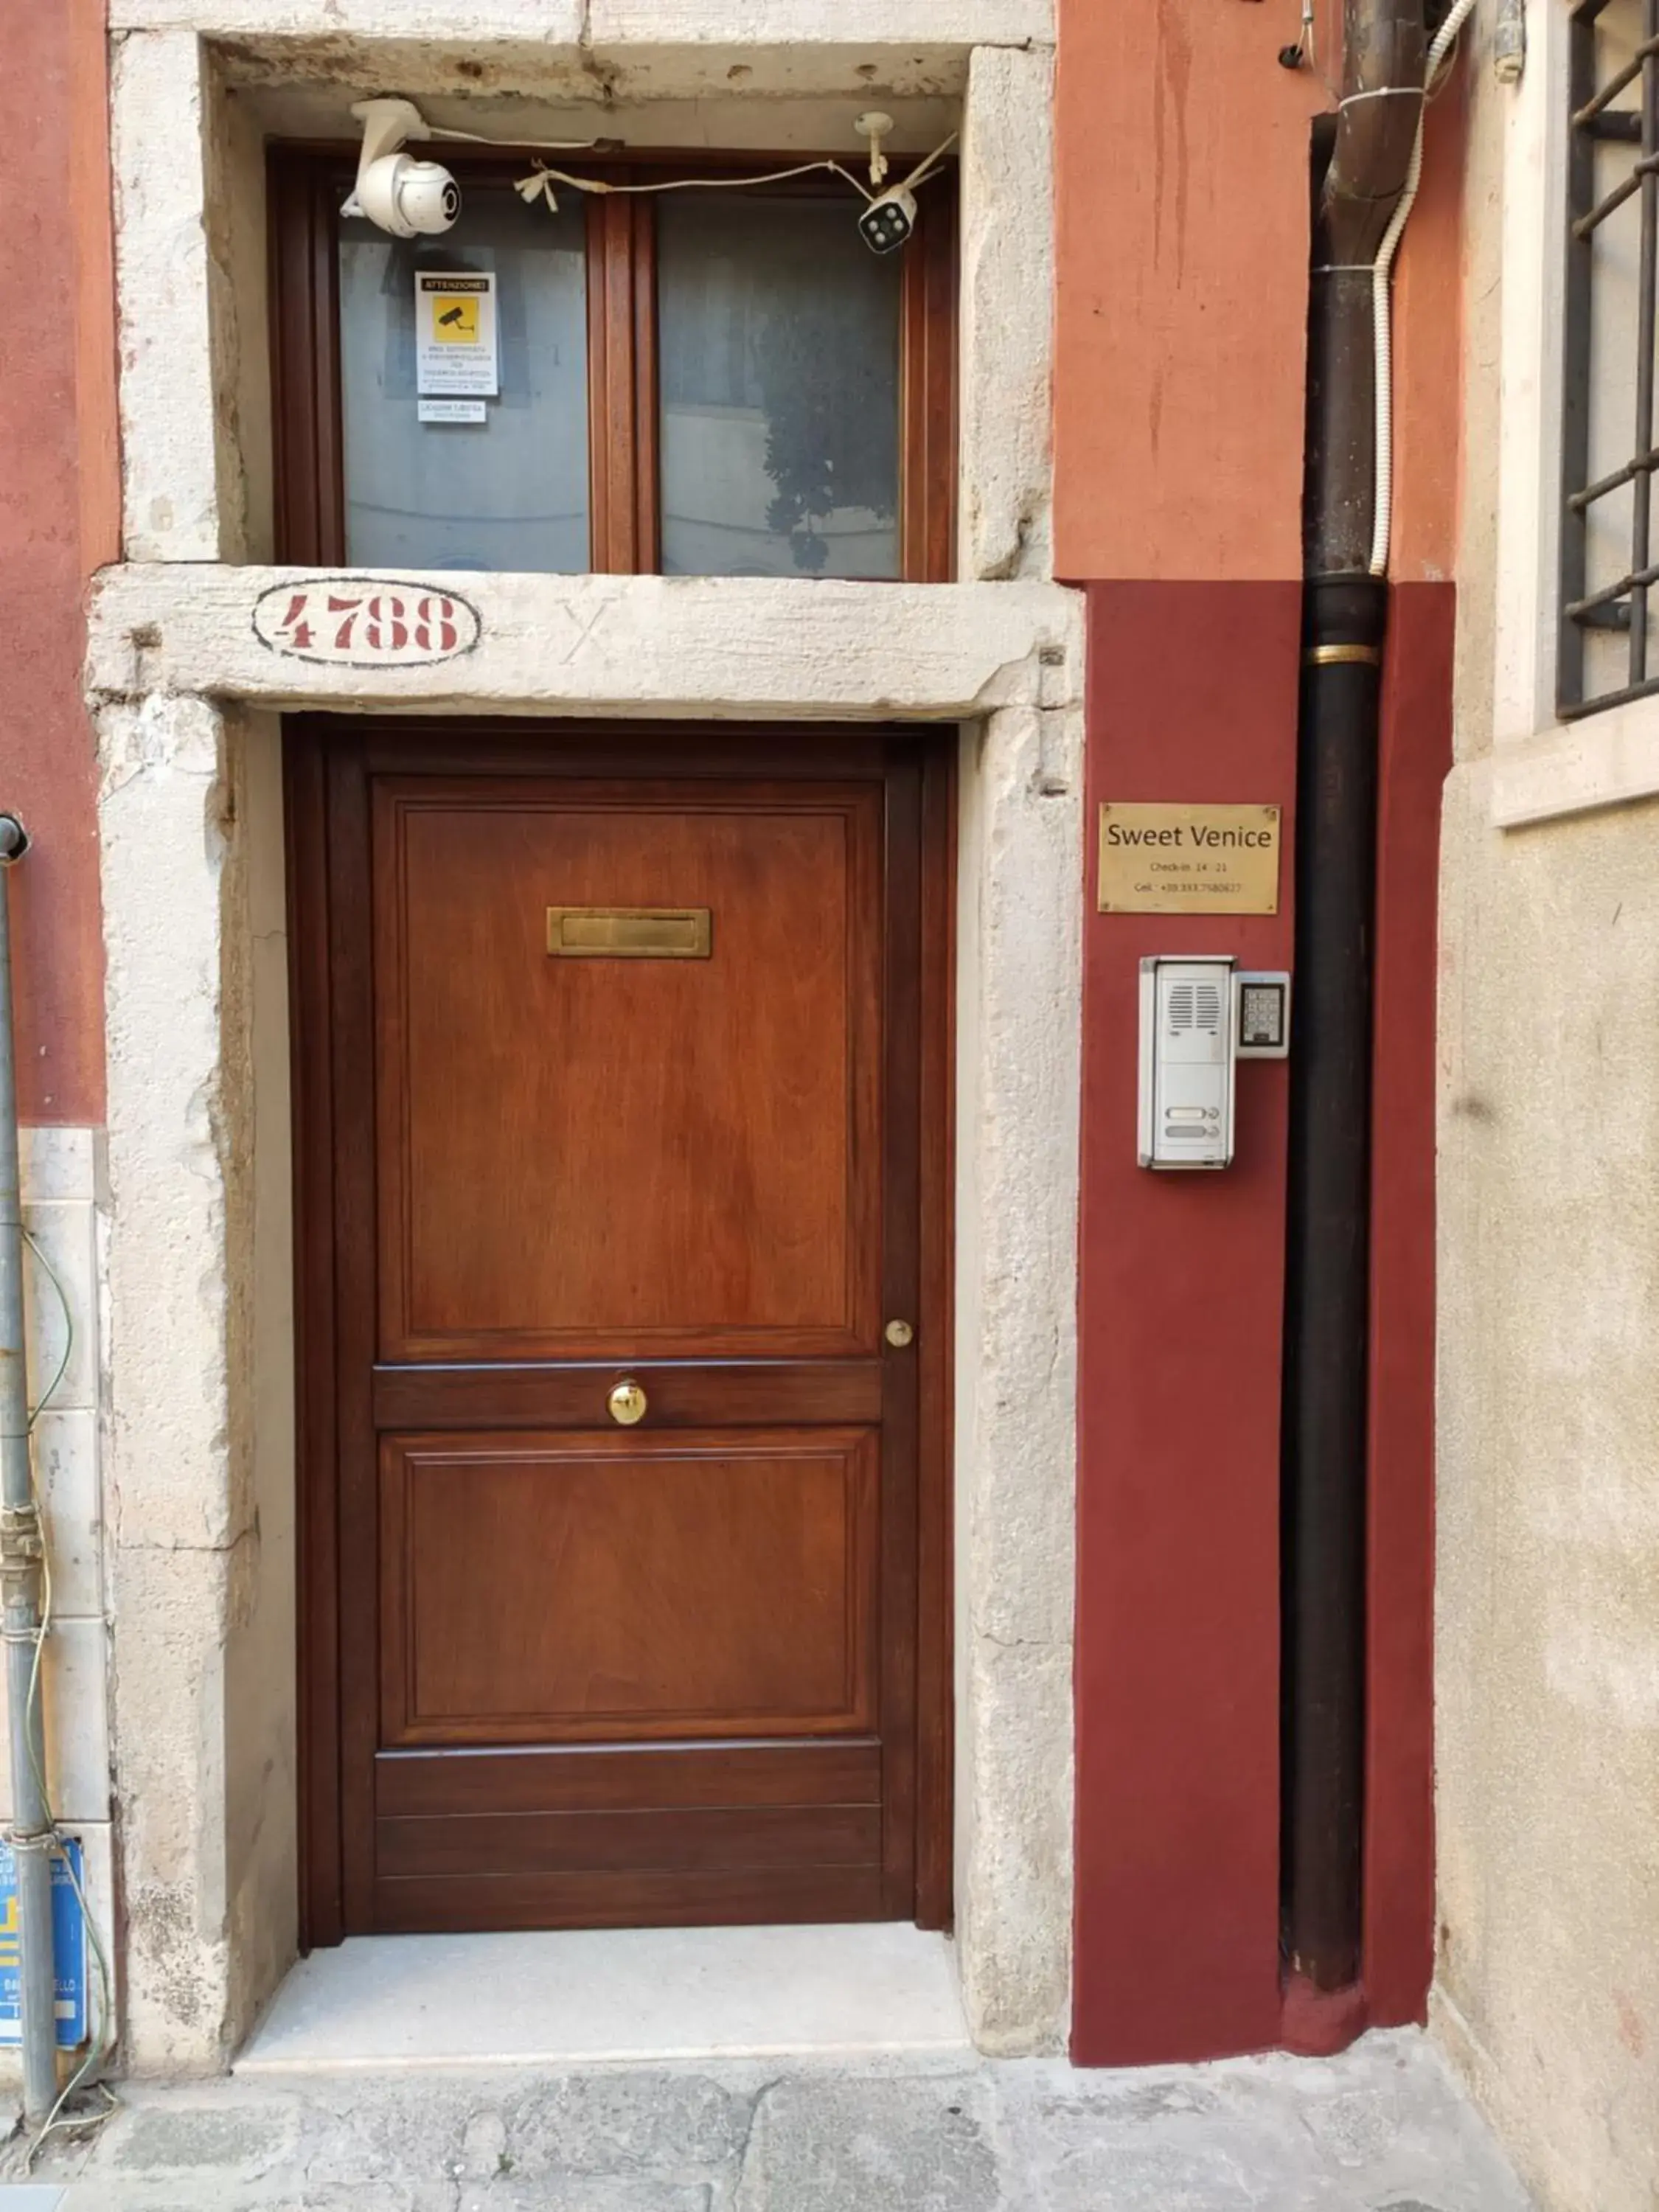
xmin=587 ymin=195 xmax=650 ymax=572
xmin=271 ymin=154 xmax=347 ymax=567
xmin=632 ymin=201 xmax=661 ymax=574
xmin=316 ymin=167 xmax=347 ymax=567
xmin=900 ymin=195 xmax=958 ymax=586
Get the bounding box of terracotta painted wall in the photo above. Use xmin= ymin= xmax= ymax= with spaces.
xmin=0 ymin=0 xmax=117 ymax=1124
xmin=1053 ymin=0 xmax=1324 ymax=583
xmin=1059 ymin=0 xmax=1459 ymax=2062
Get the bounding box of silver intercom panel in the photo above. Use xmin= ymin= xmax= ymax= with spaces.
xmin=1138 ymin=956 xmax=1291 ymax=1170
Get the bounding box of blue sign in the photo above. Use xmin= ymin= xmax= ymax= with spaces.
xmin=0 ymin=1840 xmax=88 ymax=2048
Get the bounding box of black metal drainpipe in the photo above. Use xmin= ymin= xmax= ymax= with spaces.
xmin=1282 ymin=0 xmax=1427 ymax=1998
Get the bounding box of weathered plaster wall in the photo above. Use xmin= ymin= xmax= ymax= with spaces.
xmin=1436 ymin=775 xmax=1659 ymax=2212
xmin=953 ymin=658 xmax=1080 ymax=2052
xmin=113 ymin=0 xmax=1048 ymax=38
xmin=959 ymin=44 xmax=1054 ymax=582
xmin=1435 ymin=18 xmax=1659 ymax=2208
xmin=98 ymin=690 xmax=244 ymax=2067
xmin=111 ymin=0 xmax=1048 ymax=105
xmin=112 ymin=32 xmax=233 ymax=561
xmin=95 ymin=697 xmax=295 ymax=2064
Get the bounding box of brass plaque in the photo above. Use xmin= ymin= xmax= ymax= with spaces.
xmin=1097 ymin=804 xmax=1281 ymax=916
xmin=546 ymin=906 xmax=712 ymax=959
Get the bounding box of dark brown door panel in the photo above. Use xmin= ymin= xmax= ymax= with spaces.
xmin=378 ymin=1429 xmax=880 ymax=1745
xmin=372 ymin=777 xmax=881 ymax=1363
xmin=290 ymin=720 xmax=953 ymax=1941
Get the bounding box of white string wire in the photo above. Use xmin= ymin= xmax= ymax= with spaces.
xmin=514 ymin=131 xmax=959 ymax=218
xmin=516 ymin=157 xmax=874 ymax=212
xmin=358 ymin=97 xmax=959 ymax=220
xmin=428 ymin=124 xmax=601 ymax=151
xmin=896 ymin=133 xmax=959 ymax=196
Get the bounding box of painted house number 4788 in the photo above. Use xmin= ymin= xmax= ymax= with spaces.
xmin=274 ymin=591 xmax=457 ymax=655
xmin=251 ymin=578 xmax=481 ymax=668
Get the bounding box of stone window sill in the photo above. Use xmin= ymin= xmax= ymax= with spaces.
xmin=1489 ymin=692 xmax=1659 ymax=829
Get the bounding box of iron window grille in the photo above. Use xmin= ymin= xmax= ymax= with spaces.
xmin=1561 ymin=0 xmax=1659 ymax=717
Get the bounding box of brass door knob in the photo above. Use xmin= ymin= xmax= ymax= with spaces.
xmin=608 ymin=1379 xmax=647 ymax=1426
xmin=884 ymin=1320 xmax=914 ymax=1349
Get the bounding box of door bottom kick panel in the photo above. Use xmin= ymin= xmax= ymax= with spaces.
xmin=375 ymin=1802 xmax=883 ymax=1879
xmin=375 ymin=1739 xmax=885 ymax=1818
xmin=370 ymin=1864 xmax=892 ymax=1935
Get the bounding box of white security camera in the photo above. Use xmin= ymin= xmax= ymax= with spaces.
xmin=858 ymin=185 xmax=917 ymax=256
xmin=342 ymin=98 xmax=460 ymax=238
xmin=351 ymin=153 xmax=460 ymax=237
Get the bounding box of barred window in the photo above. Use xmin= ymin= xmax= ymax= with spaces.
xmin=1561 ymin=0 xmax=1659 ymax=716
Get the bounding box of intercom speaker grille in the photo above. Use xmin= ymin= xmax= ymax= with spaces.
xmin=1166 ymin=981 xmax=1222 ymax=1035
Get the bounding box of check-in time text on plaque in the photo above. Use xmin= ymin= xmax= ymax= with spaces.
xmin=1097 ymin=803 xmax=1281 ymax=916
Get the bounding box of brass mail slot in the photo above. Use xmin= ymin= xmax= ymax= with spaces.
xmin=546 ymin=905 xmax=712 ymax=959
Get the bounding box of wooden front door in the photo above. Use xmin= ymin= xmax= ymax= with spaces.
xmin=291 ymin=722 xmax=952 ymax=1941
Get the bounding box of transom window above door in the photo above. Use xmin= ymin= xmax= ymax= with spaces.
xmin=271 ymin=148 xmax=957 ymax=582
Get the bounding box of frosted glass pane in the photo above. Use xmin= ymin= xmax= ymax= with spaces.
xmin=340 ymin=190 xmax=588 ymax=573
xmin=658 ymin=195 xmax=901 ymax=579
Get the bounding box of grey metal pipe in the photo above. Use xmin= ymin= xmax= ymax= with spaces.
xmin=0 ymin=813 xmax=58 ymax=2125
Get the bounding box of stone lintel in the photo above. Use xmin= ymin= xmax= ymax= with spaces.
xmin=87 ymin=567 xmax=1084 ymax=720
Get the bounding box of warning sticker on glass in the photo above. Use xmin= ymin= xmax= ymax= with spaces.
xmin=415 ymin=272 xmax=498 ymax=397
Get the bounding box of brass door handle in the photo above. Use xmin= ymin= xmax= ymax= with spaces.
xmin=608 ymin=1378 xmax=647 ymax=1426
xmin=884 ymin=1320 xmax=914 ymax=1349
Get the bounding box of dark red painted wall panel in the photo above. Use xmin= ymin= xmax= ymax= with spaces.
xmin=1072 ymin=581 xmax=1301 ymax=2065
xmin=1363 ymin=580 xmax=1453 ymax=2025
xmin=1071 ymin=578 xmax=1448 ymax=2061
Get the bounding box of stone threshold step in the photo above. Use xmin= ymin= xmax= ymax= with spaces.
xmin=236 ymin=1923 xmax=971 ymax=2074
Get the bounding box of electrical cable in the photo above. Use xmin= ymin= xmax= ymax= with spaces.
xmin=894 ymin=133 xmax=959 ymax=196
xmin=15 ymin=1231 xmax=116 ymax=2168
xmin=427 ymin=123 xmax=600 ymax=151
xmin=346 ymin=94 xmax=959 ymax=239
xmin=514 ymin=131 xmax=959 ymax=217
xmin=1367 ymin=0 xmax=1480 ymax=576
xmin=516 ymin=156 xmax=874 ymax=212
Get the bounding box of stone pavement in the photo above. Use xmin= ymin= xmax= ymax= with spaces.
xmin=0 ymin=2031 xmax=1534 ymax=2212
